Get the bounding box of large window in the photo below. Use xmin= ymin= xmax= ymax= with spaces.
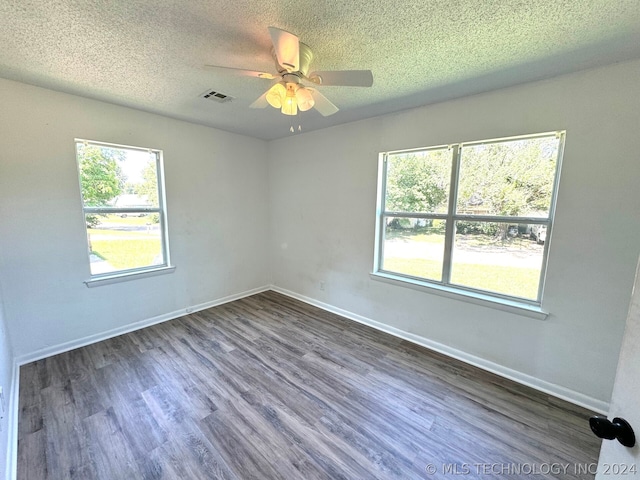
xmin=374 ymin=132 xmax=564 ymax=305
xmin=76 ymin=139 xmax=170 ymax=279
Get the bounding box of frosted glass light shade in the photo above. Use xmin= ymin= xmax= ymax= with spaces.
xmin=266 ymin=83 xmax=286 ymax=108
xmin=296 ymin=87 xmax=315 ymax=112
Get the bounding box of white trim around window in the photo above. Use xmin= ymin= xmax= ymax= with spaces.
xmin=75 ymin=139 xmax=173 ymax=285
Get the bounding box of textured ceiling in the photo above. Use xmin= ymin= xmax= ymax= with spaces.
xmin=1 ymin=0 xmax=640 ymax=140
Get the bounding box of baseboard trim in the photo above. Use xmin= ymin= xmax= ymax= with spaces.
xmin=270 ymin=285 xmax=610 ymax=415
xmin=14 ymin=285 xmax=270 ymax=367
xmin=6 ymin=361 xmax=19 ymax=480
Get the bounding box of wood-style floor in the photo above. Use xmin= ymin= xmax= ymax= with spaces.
xmin=18 ymin=291 xmax=601 ymax=479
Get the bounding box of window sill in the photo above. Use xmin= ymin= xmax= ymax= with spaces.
xmin=84 ymin=265 xmax=176 ymax=288
xmin=370 ymin=271 xmax=548 ymax=320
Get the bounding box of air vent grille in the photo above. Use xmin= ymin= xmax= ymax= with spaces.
xmin=200 ymin=90 xmax=234 ymax=103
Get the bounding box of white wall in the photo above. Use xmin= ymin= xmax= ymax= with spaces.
xmin=0 ymin=78 xmax=270 ymax=359
xmin=0 ymin=283 xmax=13 ymax=480
xmin=268 ymin=59 xmax=640 ymax=407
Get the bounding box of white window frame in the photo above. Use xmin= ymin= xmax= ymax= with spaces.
xmin=372 ymin=131 xmax=565 ymax=316
xmin=75 ymin=139 xmax=173 ymax=287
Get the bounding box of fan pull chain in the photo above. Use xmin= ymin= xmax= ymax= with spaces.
xmin=289 ymin=123 xmax=302 ymax=133
xmin=289 ymin=116 xmax=302 ymax=134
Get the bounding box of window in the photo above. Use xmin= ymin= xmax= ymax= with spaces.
xmin=374 ymin=132 xmax=564 ymax=306
xmin=76 ymin=139 xmax=170 ymax=280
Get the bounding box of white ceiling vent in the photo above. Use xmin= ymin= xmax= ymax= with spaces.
xmin=200 ymin=89 xmax=234 ymax=103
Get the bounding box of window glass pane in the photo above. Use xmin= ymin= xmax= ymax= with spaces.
xmin=382 ymin=217 xmax=446 ymax=282
xmin=77 ymin=144 xmax=159 ymax=209
xmin=86 ymin=213 xmax=164 ymax=275
xmin=385 ymin=148 xmax=452 ymax=214
xmin=450 ymin=221 xmax=545 ymax=300
xmin=456 ymin=136 xmax=560 ymax=217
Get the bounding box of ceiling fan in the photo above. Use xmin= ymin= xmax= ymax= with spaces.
xmin=205 ymin=27 xmax=373 ymax=117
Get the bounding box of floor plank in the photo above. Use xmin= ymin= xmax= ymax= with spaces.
xmin=18 ymin=291 xmax=602 ymax=479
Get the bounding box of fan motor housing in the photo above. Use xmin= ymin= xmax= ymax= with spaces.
xmin=272 ymin=42 xmax=314 ymax=76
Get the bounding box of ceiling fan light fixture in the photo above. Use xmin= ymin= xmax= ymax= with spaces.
xmin=211 ymin=27 xmax=370 ymax=118
xmin=281 ymin=83 xmax=298 ymax=116
xmin=266 ymin=82 xmax=286 ymax=108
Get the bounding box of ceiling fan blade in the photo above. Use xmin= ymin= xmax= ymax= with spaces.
xmin=308 ymin=70 xmax=373 ymax=87
xmin=204 ymin=65 xmax=276 ymax=79
xmin=268 ymin=27 xmax=299 ymax=72
xmin=249 ymin=90 xmax=270 ymax=109
xmin=309 ymin=89 xmax=339 ymax=116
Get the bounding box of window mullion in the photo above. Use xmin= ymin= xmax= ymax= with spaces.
xmin=156 ymin=151 xmax=170 ymax=268
xmin=375 ymin=154 xmax=389 ymax=272
xmin=384 ymin=212 xmax=448 ymax=219
xmin=83 ymin=207 xmax=160 ymax=214
xmin=535 ymin=132 xmax=565 ymax=302
xmin=442 ymin=145 xmax=460 ymax=284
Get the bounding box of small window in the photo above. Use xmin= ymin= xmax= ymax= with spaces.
xmin=375 ymin=132 xmax=564 ymax=305
xmin=76 ymin=139 xmax=170 ymax=278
